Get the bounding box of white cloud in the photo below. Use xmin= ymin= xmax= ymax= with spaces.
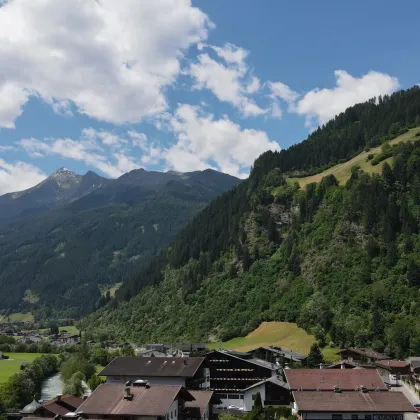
xmin=0 ymin=159 xmax=46 ymax=194
xmin=187 ymin=43 xmax=265 ymax=117
xmin=268 ymin=81 xmax=299 ymax=103
xmin=295 ymin=70 xmax=400 ymax=127
xmin=0 ymin=0 xmax=212 ymax=128
xmin=165 ymin=104 xmax=279 ymax=178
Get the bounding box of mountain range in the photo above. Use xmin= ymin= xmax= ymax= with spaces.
xmin=85 ymin=86 xmax=420 ymax=359
xmin=0 ymin=167 xmax=240 ymax=318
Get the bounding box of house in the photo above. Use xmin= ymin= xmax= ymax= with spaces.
xmin=138 ymin=349 xmax=169 ymax=357
xmin=20 ymin=395 xmax=83 ymax=418
xmin=76 ymin=382 xmax=195 ymax=420
xmin=375 ymin=360 xmax=410 ymax=376
xmin=206 ymin=350 xmax=278 ymax=410
xmin=337 ymin=348 xmax=390 ymax=364
xmin=292 ymin=390 xmax=415 ymax=420
xmin=176 ymin=343 xmax=208 ymax=357
xmin=250 ymin=346 xmax=307 ymax=365
xmin=283 ymin=369 xmax=388 ymax=391
xmin=99 ymin=356 xmax=209 ymax=389
xmin=184 ymin=390 xmax=217 ymax=420
xmin=326 ymin=361 xmax=361 ymax=369
xmin=243 ymin=375 xmax=290 ymax=411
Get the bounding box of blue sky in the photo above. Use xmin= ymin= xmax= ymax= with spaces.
xmin=0 ymin=0 xmax=419 ymax=194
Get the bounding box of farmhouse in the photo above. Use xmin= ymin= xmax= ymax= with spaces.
xmin=76 ymin=382 xmax=196 ymax=420
xmin=292 ymin=390 xmax=415 ymax=420
xmin=20 ymin=395 xmax=83 ymax=418
xmin=206 ymin=350 xmax=278 ymax=409
xmin=251 ymin=346 xmax=307 ymax=365
xmin=283 ymin=369 xmax=388 ymax=391
xmin=375 ymin=360 xmax=410 ymax=376
xmin=99 ymin=356 xmax=209 ymax=389
xmin=337 ymin=348 xmax=390 ymax=364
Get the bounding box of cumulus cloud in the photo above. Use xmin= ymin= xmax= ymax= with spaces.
xmin=266 ymin=81 xmax=299 ymax=119
xmin=165 ymin=104 xmax=279 ymax=178
xmin=0 ymin=159 xmax=46 ymax=194
xmin=0 ymin=0 xmax=211 ymax=128
xmin=18 ymin=128 xmax=151 ymax=177
xmin=187 ymin=43 xmax=265 ymax=117
xmin=295 ymin=70 xmax=400 ymax=128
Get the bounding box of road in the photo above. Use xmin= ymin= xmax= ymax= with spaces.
xmin=391 ymin=381 xmax=419 ymax=420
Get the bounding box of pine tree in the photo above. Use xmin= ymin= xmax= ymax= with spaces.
xmin=242 ymin=245 xmax=252 ymax=271
xmin=253 ymin=392 xmax=263 ymax=410
xmin=306 ymin=343 xmax=325 ymax=368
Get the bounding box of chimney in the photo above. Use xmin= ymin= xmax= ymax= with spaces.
xmin=124 ymin=387 xmax=133 ymax=400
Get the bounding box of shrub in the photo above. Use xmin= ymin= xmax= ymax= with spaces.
xmin=366 ymin=153 xmax=375 ymax=161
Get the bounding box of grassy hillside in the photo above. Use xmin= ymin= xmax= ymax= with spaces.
xmin=292 ymin=127 xmax=420 ymax=188
xmin=0 ymin=312 xmax=34 ymax=323
xmin=208 ymin=321 xmax=339 ymax=362
xmin=0 ymin=353 xmax=47 ymax=383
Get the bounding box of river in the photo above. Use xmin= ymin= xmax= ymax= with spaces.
xmin=40 ymin=372 xmax=64 ymax=401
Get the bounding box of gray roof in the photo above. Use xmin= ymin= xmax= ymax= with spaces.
xmin=213 ymin=350 xmax=278 ymax=371
xmin=99 ymin=356 xmax=205 ymax=378
xmin=244 ymin=375 xmax=290 ymax=392
xmin=20 ymin=399 xmax=42 ymax=414
xmin=254 ymin=346 xmax=307 ymax=362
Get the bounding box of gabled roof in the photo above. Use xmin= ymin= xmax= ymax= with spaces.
xmin=77 ymin=383 xmax=194 ymax=417
xmin=99 ymin=356 xmax=205 ymax=378
xmin=185 ymin=391 xmax=214 ymax=417
xmin=42 ymin=394 xmax=83 ymax=416
xmin=338 ymin=348 xmax=390 ymax=360
xmin=284 ymin=369 xmax=387 ymax=391
xmin=208 ymin=350 xmax=277 ymax=371
xmin=293 ymin=391 xmax=414 ymax=412
xmin=244 ymin=375 xmax=289 ymax=392
xmin=20 ymin=399 xmax=42 ymax=414
xmin=252 ymin=346 xmax=307 ymax=362
xmin=376 ymin=360 xmax=409 ymax=369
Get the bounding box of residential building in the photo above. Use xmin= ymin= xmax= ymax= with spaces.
xmin=250 ymin=346 xmax=307 ymax=365
xmin=207 ymin=350 xmax=278 ymax=409
xmin=99 ymin=356 xmax=209 ymax=389
xmin=176 ymin=343 xmax=208 ymax=357
xmin=184 ymin=390 xmax=216 ymax=420
xmin=284 ymin=369 xmax=388 ymax=391
xmin=375 ymin=360 xmax=410 ymax=376
xmin=292 ymin=390 xmax=415 ymax=420
xmin=76 ymin=382 xmax=195 ymax=420
xmin=337 ymin=348 xmax=390 ymax=364
xmin=20 ymin=395 xmax=83 ymax=418
xmin=243 ymin=376 xmax=290 ymax=411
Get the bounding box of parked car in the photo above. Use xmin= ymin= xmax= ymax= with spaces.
xmin=413 ymin=403 xmax=420 ymax=411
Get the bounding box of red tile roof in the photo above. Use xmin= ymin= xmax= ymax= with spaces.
xmin=185 ymin=391 xmax=214 ymax=417
xmin=293 ymin=391 xmax=415 ymax=412
xmin=376 ymin=360 xmax=409 ymax=368
xmin=42 ymin=394 xmax=83 ymax=416
xmin=284 ymin=369 xmax=387 ymax=391
xmin=77 ymin=383 xmax=195 ymax=417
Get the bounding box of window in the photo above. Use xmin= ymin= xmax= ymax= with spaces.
xmin=365 ymin=416 xmax=372 ymax=420
xmin=332 ymin=415 xmax=342 ymax=420
xmin=352 ymin=416 xmax=358 ymax=420
xmin=171 ymin=411 xmax=173 ymax=419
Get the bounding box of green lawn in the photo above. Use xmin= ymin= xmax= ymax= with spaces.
xmin=39 ymin=325 xmax=79 ymax=335
xmin=208 ymin=321 xmax=340 ymax=363
xmin=291 ymin=127 xmax=420 ymax=189
xmin=0 ymin=353 xmax=46 ymax=383
xmin=0 ymin=312 xmax=34 ymax=323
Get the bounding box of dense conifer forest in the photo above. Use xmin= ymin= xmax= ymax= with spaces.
xmin=86 ymin=86 xmax=420 ymax=357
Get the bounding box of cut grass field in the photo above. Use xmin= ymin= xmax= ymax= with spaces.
xmin=208 ymin=321 xmax=340 ymax=363
xmin=0 ymin=312 xmax=34 ymax=323
xmin=39 ymin=325 xmax=80 ymax=335
xmin=292 ymin=127 xmax=420 ymax=189
xmin=0 ymin=353 xmax=47 ymax=383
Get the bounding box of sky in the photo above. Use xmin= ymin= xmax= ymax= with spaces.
xmin=0 ymin=0 xmax=419 ymax=194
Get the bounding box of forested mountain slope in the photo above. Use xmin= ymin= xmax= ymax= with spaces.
xmin=0 ymin=168 xmax=239 ymax=319
xmin=86 ymin=86 xmax=420 ymax=358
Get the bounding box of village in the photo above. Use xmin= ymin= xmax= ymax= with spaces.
xmin=2 ymin=344 xmax=420 ymax=420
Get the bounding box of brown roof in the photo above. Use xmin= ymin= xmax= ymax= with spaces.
xmin=77 ymin=383 xmax=195 ymax=417
xmin=376 ymin=360 xmax=409 ymax=368
xmin=293 ymin=391 xmax=415 ymax=412
xmin=42 ymin=394 xmax=83 ymax=415
xmin=185 ymin=391 xmax=214 ymax=416
xmin=338 ymin=348 xmax=390 ymax=360
xmin=99 ymin=356 xmax=205 ymax=377
xmin=284 ymin=369 xmax=387 ymax=391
